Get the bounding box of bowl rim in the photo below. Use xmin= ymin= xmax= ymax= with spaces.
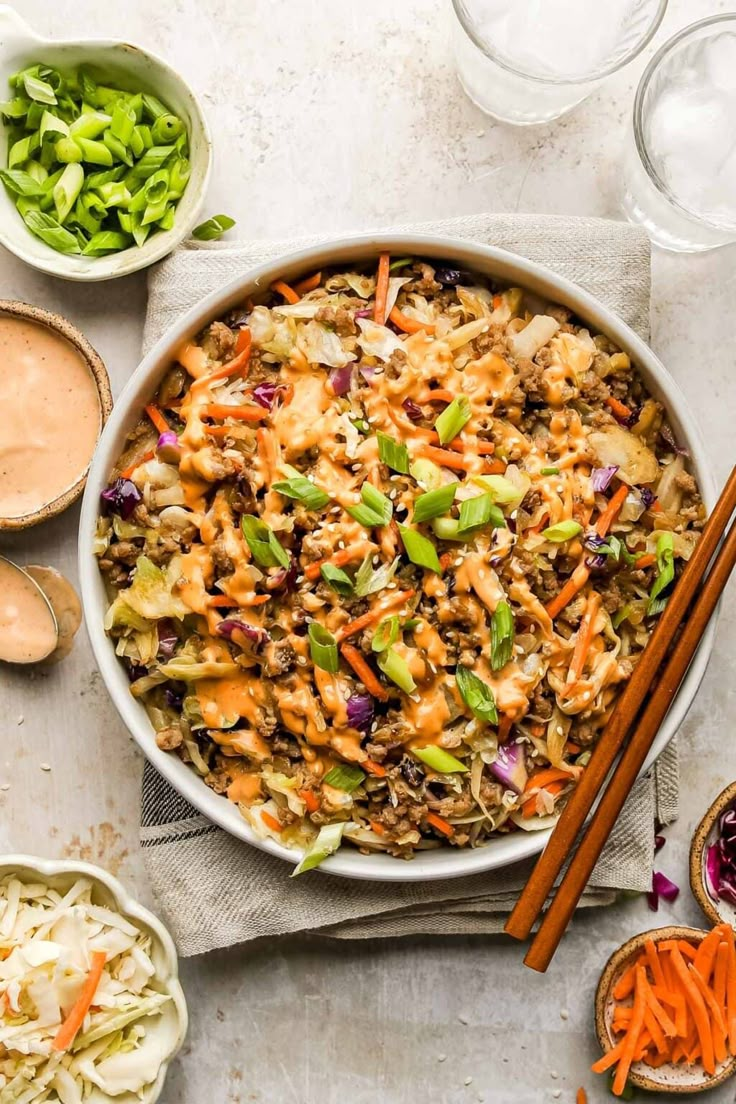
xmin=0 ymin=12 xmax=212 ymax=282
xmin=0 ymin=299 xmax=112 ymax=530
xmin=78 ymin=231 xmax=718 ymax=883
xmin=594 ymin=925 xmax=736 ymax=1093
xmin=689 ymin=780 xmax=736 ymax=928
xmin=0 ymin=852 xmax=187 ymax=1104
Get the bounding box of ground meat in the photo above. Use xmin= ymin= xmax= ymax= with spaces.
xmin=314 ymin=305 xmax=357 ymax=337
xmin=384 ymin=348 xmax=408 ymax=381
xmin=599 ymin=576 xmax=626 ymax=614
xmin=405 ymin=262 xmax=441 ymax=297
xmin=516 ymin=357 xmax=546 ymax=403
xmin=146 ymin=534 xmax=186 ymax=566
xmin=130 ymin=502 xmax=156 ymax=528
xmin=375 ymin=801 xmax=428 ymax=835
xmin=107 ymin=540 xmax=142 ymax=565
xmin=210 ymin=538 xmax=235 ymax=575
xmin=579 ymin=370 xmax=610 ymax=404
xmin=270 ymin=734 xmax=302 ymax=757
xmin=479 ymin=779 xmax=504 ymax=807
xmin=261 ymin=639 xmax=296 ymax=677
xmin=155 ymin=725 xmax=184 ymax=751
xmin=514 ymin=549 xmax=558 ymax=604
xmin=569 ymin=718 xmax=601 ymax=747
xmin=427 ymin=790 xmax=475 ymax=818
xmin=675 ymin=471 xmax=698 ymax=496
xmin=200 ymin=320 xmax=236 ymax=362
xmin=97 ymin=560 xmax=130 ymax=587
xmin=530 ymin=683 xmax=554 ymax=720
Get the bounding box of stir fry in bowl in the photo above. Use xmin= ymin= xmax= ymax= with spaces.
xmin=95 ymin=256 xmax=704 ymax=870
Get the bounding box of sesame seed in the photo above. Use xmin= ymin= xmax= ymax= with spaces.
xmin=581 ymin=691 xmax=591 ymax=701
xmin=458 ymin=1013 xmax=469 ymax=1025
xmin=437 ymin=1054 xmax=447 ymax=1063
xmin=556 ymin=725 xmax=564 ymax=735
xmin=550 ymin=1070 xmax=559 ymax=1080
xmin=16 ymin=716 xmax=23 ymax=725
xmin=389 ymin=490 xmax=397 ymax=500
xmin=553 ymin=1092 xmax=561 ymax=1100
xmin=464 ymin=1077 xmax=473 ymax=1086
xmin=0 ymin=784 xmax=9 ymax=792
xmin=559 ymin=1008 xmax=569 ymax=1020
xmin=40 ymin=763 xmax=51 ymax=772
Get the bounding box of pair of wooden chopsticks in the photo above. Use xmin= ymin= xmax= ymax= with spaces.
xmin=505 ymin=464 xmax=736 ymax=972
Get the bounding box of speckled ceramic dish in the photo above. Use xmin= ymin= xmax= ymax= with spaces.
xmin=0 ymin=854 xmax=187 ymax=1104
xmin=595 ymin=926 xmax=736 ymax=1094
xmin=0 ymin=300 xmax=112 ymax=531
xmin=690 ymin=781 xmax=736 ymax=929
xmin=0 ymin=7 xmax=212 ymax=281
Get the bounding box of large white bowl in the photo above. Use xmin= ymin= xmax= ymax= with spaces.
xmin=0 ymin=854 xmax=187 ymax=1104
xmin=79 ymin=234 xmax=717 ymax=881
xmin=0 ymin=6 xmax=212 ymax=281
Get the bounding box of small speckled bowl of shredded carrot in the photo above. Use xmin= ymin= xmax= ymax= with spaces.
xmin=594 ymin=924 xmax=736 ymax=1095
xmin=94 ymin=255 xmax=704 ymax=872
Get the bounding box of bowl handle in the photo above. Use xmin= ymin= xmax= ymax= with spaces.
xmin=0 ymin=6 xmax=38 ymax=49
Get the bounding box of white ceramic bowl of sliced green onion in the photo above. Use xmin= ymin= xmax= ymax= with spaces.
xmin=0 ymin=6 xmax=211 ymax=281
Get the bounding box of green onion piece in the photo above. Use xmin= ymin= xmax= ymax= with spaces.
xmin=240 ymin=515 xmax=290 ymax=569
xmin=86 ymin=166 xmax=126 ymax=189
xmin=541 ymin=520 xmax=583 ymax=542
xmin=0 ymin=99 xmax=31 ymax=120
xmin=320 ymin=564 xmax=354 ymax=597
xmin=82 ymin=230 xmax=131 ymax=256
xmin=130 ymin=212 xmax=151 ymax=248
xmin=54 ymin=136 xmax=83 ymax=163
xmin=69 ymin=111 xmax=111 ymax=140
xmin=142 ymin=198 xmax=168 ymax=226
xmin=39 ymin=110 xmax=68 ymax=141
xmin=377 ymin=646 xmax=416 ymax=693
xmin=129 ymin=145 xmax=175 ymax=180
xmin=0 ymin=170 xmax=43 ymax=197
xmin=271 ymin=474 xmax=329 ymax=509
xmin=143 ymin=169 xmax=170 ymax=204
xmin=22 ymin=209 xmax=80 ymax=253
xmin=398 ymin=524 xmax=442 ymax=574
xmin=377 ymin=432 xmax=409 ymax=474
xmin=157 ymin=204 xmax=176 ymax=231
xmin=490 ymin=600 xmax=515 ymax=672
xmin=354 ymin=554 xmax=399 ymax=598
xmin=129 ymin=127 xmax=145 ymax=159
xmin=388 ymin=256 xmax=413 ymax=270
xmin=412 ymin=482 xmax=456 ymax=523
xmin=413 ymin=746 xmax=469 ymax=773
xmin=541 ymin=466 xmax=560 ymax=475
xmin=612 ymin=604 xmax=632 ymax=629
xmin=431 ymin=517 xmax=465 ymax=542
xmin=23 ymin=73 xmax=57 ymax=105
xmin=410 ymin=457 xmax=444 ymax=491
xmin=117 ymin=211 xmax=133 ymax=234
xmin=97 ymin=181 xmax=131 ymax=208
xmin=141 ymin=92 xmax=169 ymax=120
xmin=103 ymin=130 xmax=133 ymax=166
xmin=76 ymin=137 xmax=113 ymax=166
xmin=25 ymin=162 xmax=47 ymax=186
xmin=110 ymin=100 xmax=136 ymax=145
xmin=371 ymin=616 xmax=400 ymax=653
xmin=458 ymin=493 xmax=506 ymax=534
xmin=455 ymin=666 xmax=498 ymax=724
xmin=291 ymin=822 xmax=345 ymax=877
xmin=322 ymin=765 xmax=365 ymax=792
xmin=434 ymin=395 xmax=471 ymax=445
xmin=53 ymin=162 xmax=84 ymax=223
xmin=471 ymin=473 xmax=525 ymax=506
xmin=151 ymin=113 xmax=184 ymax=144
xmin=8 ymin=133 xmax=39 ymax=169
xmin=168 ymin=157 xmax=191 ymax=198
xmin=308 ymin=622 xmax=339 ymax=673
xmin=347 ymin=482 xmax=393 ymax=528
xmin=192 ymin=214 xmax=237 ymax=241
xmin=647 ymin=531 xmax=675 ymax=616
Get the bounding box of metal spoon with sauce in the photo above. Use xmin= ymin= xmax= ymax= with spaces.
xmin=0 ymin=556 xmax=59 ymax=664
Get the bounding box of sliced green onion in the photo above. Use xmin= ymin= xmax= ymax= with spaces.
xmin=40 ymin=110 xmax=68 ymax=141
xmin=192 ymin=214 xmax=236 ymax=241
xmin=54 ymin=136 xmax=83 ymax=164
xmin=412 ymin=483 xmax=456 ymax=523
xmin=455 ymin=666 xmax=498 ymax=724
xmin=76 ymin=137 xmax=113 ymax=166
xmin=240 ymin=515 xmax=290 ymax=569
xmin=413 ymin=746 xmax=469 ymax=774
xmin=490 ymin=601 xmax=515 ymax=672
xmin=431 ymin=517 xmax=465 ymax=542
xmin=0 ymin=99 xmax=31 ymax=120
xmin=410 ymin=457 xmax=444 ymax=491
xmin=322 ymin=765 xmax=365 ymax=792
xmin=53 ymin=162 xmax=84 ymax=223
xmin=398 ymin=524 xmax=442 ymax=574
xmin=291 ymin=822 xmax=345 ymax=876
xmin=110 ymin=100 xmax=136 ymax=145
xmin=0 ymin=170 xmax=44 ymax=197
xmin=377 ymin=646 xmax=416 ymax=694
xmin=647 ymin=531 xmax=675 ymax=616
xmin=347 ymin=482 xmax=393 ymax=528
xmin=541 ymin=520 xmax=583 ymax=542
xmin=371 ymin=616 xmax=399 ymax=653
xmin=141 ymin=93 xmax=169 ymax=121
xmin=23 ymin=73 xmax=57 ymax=105
xmin=271 ymin=474 xmax=330 ymax=509
xmin=151 ymin=113 xmax=184 ymax=144
xmin=103 ymin=130 xmax=133 ymax=166
xmin=458 ymin=493 xmax=506 ymax=534
xmin=434 ymin=395 xmax=471 ymax=445
xmin=69 ymin=112 xmax=111 ymax=140
xmin=377 ymin=432 xmax=409 ymax=474
xmin=96 ymin=181 xmax=131 ymax=208
xmin=22 ymin=209 xmax=80 ymax=253
xmin=471 ymin=473 xmax=525 ymax=506
xmin=168 ymin=158 xmax=191 ymax=198
xmin=541 ymin=466 xmax=560 ymax=476
xmin=308 ymin=622 xmax=339 ymax=673
xmin=320 ymin=564 xmax=354 ymax=596
xmin=354 ymin=554 xmax=399 ymax=598
xmin=129 ymin=144 xmax=175 ymax=180
xmin=612 ymin=604 xmax=632 ymax=629
xmin=389 ymin=256 xmax=413 ymax=270
xmin=82 ymin=230 xmax=131 ymax=255
xmin=8 ymin=133 xmax=39 ymax=169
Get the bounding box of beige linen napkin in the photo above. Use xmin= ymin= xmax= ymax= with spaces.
xmin=140 ymin=213 xmax=677 ymax=957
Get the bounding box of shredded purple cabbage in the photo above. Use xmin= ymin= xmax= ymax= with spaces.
xmin=591 ymin=465 xmax=618 ymax=493
xmin=624 ymin=407 xmax=640 ymax=428
xmin=328 ymin=365 xmax=353 ymax=396
xmin=156 ymin=431 xmax=181 ymax=464
xmin=359 ymin=363 xmax=377 ymax=383
xmin=347 ymin=694 xmax=374 ymax=733
xmin=224 ymin=308 xmax=250 ymax=330
xmin=660 ymin=423 xmax=690 ymax=457
xmin=705 ymin=804 xmax=736 ymax=905
xmin=489 ymin=741 xmax=527 ymax=795
xmin=251 ymin=381 xmax=281 ymax=410
xmin=354 ymin=308 xmax=373 ymax=319
xmin=126 ymin=662 xmax=148 ymax=683
xmin=402 ymin=398 xmax=423 ymax=421
xmin=583 ymin=530 xmax=608 ymax=569
xmin=265 ymin=557 xmax=297 ymax=592
xmin=157 ymin=619 xmax=178 ymax=660
xmin=216 ymin=620 xmax=270 ymax=650
xmin=434 ymin=267 xmax=470 ymax=287
xmin=164 ymin=687 xmax=183 ymax=709
xmin=639 ymin=486 xmax=657 ymax=510
xmin=647 ymin=870 xmax=680 ymax=911
xmin=100 ymin=478 xmax=141 ymax=520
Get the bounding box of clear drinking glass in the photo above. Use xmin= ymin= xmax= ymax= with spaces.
xmin=622 ymin=15 xmax=736 ymax=252
xmin=451 ymin=0 xmax=668 ymax=125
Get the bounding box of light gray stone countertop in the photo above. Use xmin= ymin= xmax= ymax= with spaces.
xmin=1 ymin=1 xmax=735 ymax=1101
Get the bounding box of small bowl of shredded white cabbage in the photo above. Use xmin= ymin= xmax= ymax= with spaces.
xmin=0 ymin=855 xmax=187 ymax=1103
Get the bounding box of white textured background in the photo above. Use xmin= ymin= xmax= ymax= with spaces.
xmin=1 ymin=0 xmax=735 ymax=1101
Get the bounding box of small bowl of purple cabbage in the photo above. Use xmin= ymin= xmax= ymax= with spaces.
xmin=690 ymin=781 xmax=736 ymax=928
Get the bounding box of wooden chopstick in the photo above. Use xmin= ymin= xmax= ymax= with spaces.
xmin=505 ymin=464 xmax=736 ymax=943
xmin=525 ymin=510 xmax=736 ymax=971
